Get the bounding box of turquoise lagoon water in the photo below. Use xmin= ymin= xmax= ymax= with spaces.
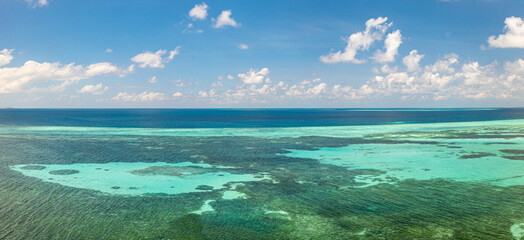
xmin=1 ymin=109 xmax=524 ymax=239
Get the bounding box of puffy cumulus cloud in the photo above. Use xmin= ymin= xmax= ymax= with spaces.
xmin=84 ymin=62 xmax=119 ymax=77
xmin=198 ymin=81 xmax=287 ymax=104
xmin=213 ymin=10 xmax=240 ymax=28
xmin=77 ymin=83 xmax=108 ymax=95
xmin=504 ymin=58 xmax=524 ymax=75
xmin=488 ymin=16 xmax=524 ymax=48
xmin=131 ymin=47 xmax=180 ymax=68
xmin=196 ymin=77 xmax=362 ymax=104
xmin=359 ymin=53 xmax=524 ymax=100
xmin=171 ymin=78 xmax=186 ymax=87
xmin=285 ymin=80 xmax=328 ymax=98
xmin=237 ymin=68 xmax=270 ymax=84
xmin=25 ymin=0 xmax=48 ymax=7
xmin=379 ymin=64 xmax=398 ymax=74
xmin=330 ymin=84 xmax=360 ymax=100
xmin=211 ymin=81 xmax=223 ymax=87
xmin=183 ymin=23 xmax=204 ymax=34
xmin=112 ymin=91 xmax=167 ymax=102
xmin=0 ymin=49 xmax=14 ymax=67
xmin=239 ymin=44 xmax=249 ymax=50
xmin=424 ymin=53 xmax=458 ymax=74
xmin=0 ymin=60 xmax=124 ymax=94
xmin=148 ymin=76 xmax=157 ymax=83
xmin=373 ymin=30 xmax=402 ymax=63
xmin=173 ymin=92 xmax=183 ymax=97
xmin=320 ymin=17 xmax=392 ymax=64
xmin=189 ymin=3 xmax=208 ymax=20
xmin=198 ymin=90 xmax=211 ymax=98
xmin=457 ymin=62 xmax=497 ymax=86
xmin=193 ymin=54 xmax=524 ymax=105
xmin=403 ymin=50 xmax=424 ymax=72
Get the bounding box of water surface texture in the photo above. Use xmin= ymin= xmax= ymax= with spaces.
xmin=1 ymin=109 xmax=524 ymax=239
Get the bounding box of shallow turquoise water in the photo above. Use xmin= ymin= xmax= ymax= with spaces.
xmin=1 ymin=111 xmax=524 ymax=239
xmin=11 ymin=162 xmax=270 ymax=196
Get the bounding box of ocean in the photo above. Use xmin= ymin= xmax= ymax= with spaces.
xmin=1 ymin=108 xmax=523 ymax=239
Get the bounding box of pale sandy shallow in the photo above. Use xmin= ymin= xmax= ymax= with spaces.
xmin=8 ymin=118 xmax=524 ymax=192
xmin=1 ymin=119 xmax=523 ymax=138
xmin=10 ymin=162 xmax=270 ymax=196
xmin=283 ymin=143 xmax=524 ymax=187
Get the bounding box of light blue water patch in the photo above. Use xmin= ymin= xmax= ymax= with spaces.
xmin=0 ymin=119 xmax=523 ymax=139
xmin=283 ymin=143 xmax=524 ymax=187
xmin=512 ymin=223 xmax=524 ymax=240
xmin=342 ymin=108 xmax=498 ymax=111
xmin=10 ymin=162 xmax=270 ymax=196
xmin=191 ymin=200 xmax=216 ymax=215
xmin=222 ymin=190 xmax=247 ymax=200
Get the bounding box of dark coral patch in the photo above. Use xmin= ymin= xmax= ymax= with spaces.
xmin=502 ymin=156 xmax=524 ymax=160
xmin=195 ymin=185 xmax=213 ymax=190
xmin=20 ymin=165 xmax=46 ymax=170
xmin=499 ymin=149 xmax=524 ymax=154
xmin=49 ymin=169 xmax=79 ymax=175
xmin=460 ymin=152 xmax=496 ymax=159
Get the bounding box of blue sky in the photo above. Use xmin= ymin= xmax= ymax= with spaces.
xmin=1 ymin=0 xmax=524 ymax=108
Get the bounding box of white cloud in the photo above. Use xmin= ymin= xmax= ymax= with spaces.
xmin=189 ymin=3 xmax=208 ymax=20
xmin=424 ymin=53 xmax=458 ymax=74
xmin=457 ymin=61 xmax=497 ymax=85
xmin=504 ymin=58 xmax=524 ymax=75
xmin=213 ymin=10 xmax=240 ymax=28
xmin=488 ymin=16 xmax=524 ymax=48
xmin=183 ymin=23 xmax=204 ymax=34
xmin=85 ymin=62 xmax=119 ymax=77
xmin=131 ymin=47 xmax=180 ymax=68
xmin=0 ymin=49 xmax=14 ymax=67
xmin=105 ymin=48 xmax=113 ymax=53
xmin=211 ymin=81 xmax=223 ymax=87
xmin=77 ymin=83 xmax=108 ymax=95
xmin=198 ymin=90 xmax=209 ymax=97
xmin=198 ymin=81 xmax=287 ymax=104
xmin=373 ymin=30 xmax=402 ymax=63
xmin=227 ymin=74 xmax=234 ymax=80
xmin=167 ymin=47 xmax=180 ymax=60
xmin=112 ymin=91 xmax=167 ymax=102
xmin=171 ymin=78 xmax=186 ymax=87
xmin=380 ymin=65 xmax=398 ymax=73
xmin=173 ymin=92 xmax=183 ymax=97
xmin=403 ymin=50 xmax=424 ymax=72
xmin=0 ymin=60 xmax=122 ymax=94
xmin=286 ymin=82 xmax=328 ymax=98
xmin=237 ymin=68 xmax=270 ymax=84
xmin=192 ymin=54 xmax=524 ymax=104
xmin=360 ymin=54 xmax=524 ymax=100
xmin=25 ymin=0 xmax=48 ymax=7
xmin=148 ymin=76 xmax=157 ymax=83
xmin=239 ymin=44 xmax=249 ymax=50
xmin=320 ymin=17 xmax=391 ymax=64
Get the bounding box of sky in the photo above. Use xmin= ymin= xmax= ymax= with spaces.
xmin=1 ymin=0 xmax=524 ymax=108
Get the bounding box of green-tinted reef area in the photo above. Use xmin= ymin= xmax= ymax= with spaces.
xmin=1 ymin=120 xmax=524 ymax=239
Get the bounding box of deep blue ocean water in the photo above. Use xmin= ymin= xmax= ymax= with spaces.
xmin=0 ymin=108 xmax=523 ymax=128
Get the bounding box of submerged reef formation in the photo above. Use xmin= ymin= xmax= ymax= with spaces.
xmin=1 ymin=119 xmax=524 ymax=239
